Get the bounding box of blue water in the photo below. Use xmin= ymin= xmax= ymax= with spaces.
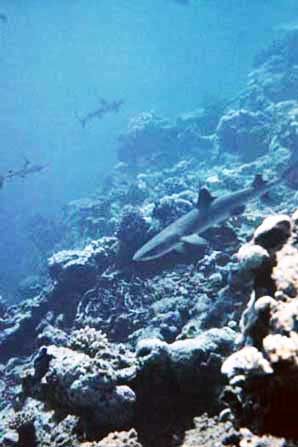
xmin=0 ymin=0 xmax=297 ymax=299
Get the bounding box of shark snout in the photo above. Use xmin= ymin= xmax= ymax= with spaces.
xmin=133 ymin=249 xmax=144 ymax=262
xmin=133 ymin=244 xmax=161 ymax=262
xmin=133 ymin=234 xmax=178 ymax=262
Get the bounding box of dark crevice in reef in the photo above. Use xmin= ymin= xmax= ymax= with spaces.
xmin=133 ymin=359 xmax=224 ymax=447
xmin=135 ymin=387 xmax=216 ymax=447
xmin=254 ymin=259 xmax=277 ymax=298
xmin=17 ymin=425 xmax=38 ymax=447
xmin=230 ymin=374 xmax=298 ymax=440
xmin=263 ymin=377 xmax=298 ymax=438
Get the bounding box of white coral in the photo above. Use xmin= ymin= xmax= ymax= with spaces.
xmin=263 ymin=333 xmax=298 ymax=365
xmin=221 ymin=346 xmax=273 ymax=379
xmin=237 ymin=243 xmax=270 ymax=272
xmin=69 ymin=327 xmax=109 ymax=358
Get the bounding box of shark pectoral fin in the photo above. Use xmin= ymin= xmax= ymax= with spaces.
xmin=180 ymin=234 xmax=208 ymax=247
xmin=174 ymin=242 xmax=187 ymax=255
xmin=231 ymin=205 xmax=246 ymax=216
xmin=174 ymin=235 xmax=208 ymax=255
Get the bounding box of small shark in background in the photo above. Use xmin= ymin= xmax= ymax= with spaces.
xmin=133 ymin=173 xmax=283 ymax=262
xmin=6 ymin=159 xmax=49 ymax=180
xmin=77 ymin=98 xmax=124 ymax=128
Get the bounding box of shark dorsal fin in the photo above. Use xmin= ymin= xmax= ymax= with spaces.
xmin=197 ymin=186 xmax=215 ymax=210
xmin=252 ymin=174 xmax=266 ymax=190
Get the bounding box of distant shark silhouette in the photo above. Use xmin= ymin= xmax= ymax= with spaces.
xmin=6 ymin=159 xmax=48 ymax=180
xmin=77 ymin=98 xmax=124 ymax=128
xmin=133 ymin=173 xmax=283 ymax=262
xmin=0 ymin=159 xmax=48 ymax=189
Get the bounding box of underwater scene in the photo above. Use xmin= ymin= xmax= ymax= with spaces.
xmin=2 ymin=1 xmax=298 ymax=446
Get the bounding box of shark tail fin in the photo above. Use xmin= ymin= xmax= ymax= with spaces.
xmin=252 ymin=174 xmax=266 ymax=190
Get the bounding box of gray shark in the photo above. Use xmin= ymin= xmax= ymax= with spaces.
xmin=6 ymin=159 xmax=49 ymax=180
xmin=133 ymin=174 xmax=280 ymax=262
xmin=77 ymin=98 xmax=124 ymax=128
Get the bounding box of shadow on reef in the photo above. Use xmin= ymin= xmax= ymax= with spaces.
xmin=224 ymin=373 xmax=298 ymax=439
xmin=134 ymin=383 xmax=217 ymax=447
xmin=131 ymin=331 xmax=235 ymax=447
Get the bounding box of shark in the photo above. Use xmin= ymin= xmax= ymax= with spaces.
xmin=77 ymin=98 xmax=124 ymax=128
xmin=133 ymin=173 xmax=281 ymax=262
xmin=6 ymin=159 xmax=49 ymax=180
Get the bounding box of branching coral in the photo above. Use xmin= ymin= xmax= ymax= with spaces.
xmin=69 ymin=327 xmax=109 ymax=358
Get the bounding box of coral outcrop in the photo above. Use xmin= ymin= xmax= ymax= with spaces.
xmin=245 ymin=28 xmax=298 ymax=108
xmin=48 ymin=238 xmax=115 ymax=291
xmin=136 ymin=327 xmax=236 ymax=406
xmin=215 ymin=109 xmax=271 ymax=161
xmin=23 ymin=344 xmax=136 ymax=434
xmin=222 ymin=211 xmax=298 ymax=443
xmin=117 ymin=111 xmax=215 ymax=167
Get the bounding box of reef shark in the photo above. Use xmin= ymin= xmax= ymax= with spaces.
xmin=6 ymin=159 xmax=49 ymax=180
xmin=77 ymin=98 xmax=124 ymax=128
xmin=133 ymin=174 xmax=281 ymax=262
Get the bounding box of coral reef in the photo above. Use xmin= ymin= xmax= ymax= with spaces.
xmin=245 ymin=28 xmax=298 ymax=108
xmin=48 ymin=238 xmax=115 ymax=291
xmin=62 ymin=196 xmax=115 ymax=245
xmin=181 ymin=414 xmax=234 ymax=447
xmin=116 ymin=205 xmax=151 ymax=263
xmin=17 ymin=275 xmax=43 ymax=301
xmin=136 ymin=327 xmax=236 ymax=403
xmin=222 ymin=211 xmax=298 ymax=443
xmin=83 ymin=429 xmax=142 ymax=447
xmin=3 ymin=27 xmax=298 ymax=447
xmin=23 ymin=345 xmax=136 ymax=434
xmin=215 ymin=109 xmax=271 ymax=161
xmin=117 ymin=111 xmax=214 ymax=168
